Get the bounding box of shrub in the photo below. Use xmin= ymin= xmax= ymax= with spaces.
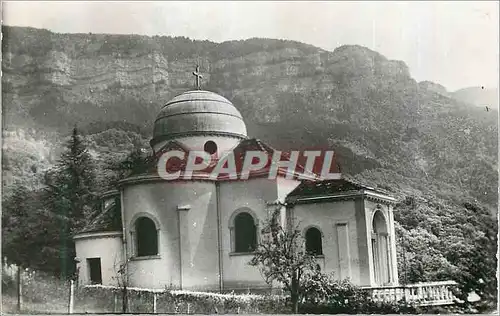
xmin=1 ymin=269 xmax=16 ymax=295
xmin=75 ymin=286 xmax=118 ymax=313
xmin=155 ymin=289 xmax=288 ymax=314
xmin=302 ymin=273 xmax=365 ymax=304
xmin=80 ymin=285 xmax=289 ymax=313
xmin=301 ymin=297 xmax=418 ymax=314
xmin=22 ymin=270 xmax=68 ymax=305
xmin=300 ymin=273 xmax=419 ymax=314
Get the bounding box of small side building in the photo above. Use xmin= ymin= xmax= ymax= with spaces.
xmin=285 ymin=179 xmax=399 ymax=287
xmin=74 ymin=190 xmax=123 ymax=286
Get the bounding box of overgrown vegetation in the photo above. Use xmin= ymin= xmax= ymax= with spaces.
xmin=300 ymin=275 xmax=418 ymax=314
xmin=395 ymin=197 xmax=498 ymax=312
xmin=250 ymin=212 xmax=321 ymax=313
xmin=2 ymin=128 xmax=101 ymax=278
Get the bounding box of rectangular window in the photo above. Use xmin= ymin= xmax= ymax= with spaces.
xmin=87 ymin=258 xmax=102 ymax=285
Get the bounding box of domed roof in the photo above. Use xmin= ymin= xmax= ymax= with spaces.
xmin=151 ymin=90 xmax=247 ymax=146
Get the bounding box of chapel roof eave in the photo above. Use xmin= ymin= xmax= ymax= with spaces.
xmin=73 ymin=231 xmax=123 ymax=241
xmin=285 ymin=178 xmax=397 ymax=205
xmin=285 ymin=189 xmax=397 ymax=205
xmin=120 ymin=137 xmax=319 ymax=184
xmin=74 ymin=197 xmax=123 ymax=236
xmin=115 ymin=168 xmax=317 ymax=188
xmin=100 ymin=189 xmax=120 ymax=199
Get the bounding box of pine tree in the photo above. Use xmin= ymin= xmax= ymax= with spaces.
xmin=44 ymin=127 xmax=98 ymax=279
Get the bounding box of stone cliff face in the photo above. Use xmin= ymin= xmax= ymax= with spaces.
xmin=2 ymin=26 xmax=498 ymax=208
xmin=2 ymin=26 xmax=413 ymax=129
xmin=418 ymin=81 xmax=449 ymax=97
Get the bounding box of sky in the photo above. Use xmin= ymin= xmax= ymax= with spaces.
xmin=2 ymin=1 xmax=498 ymax=91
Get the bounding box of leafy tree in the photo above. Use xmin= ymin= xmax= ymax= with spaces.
xmin=2 ymin=185 xmax=39 ymax=267
xmin=105 ymin=147 xmax=152 ymax=183
xmin=2 ymin=186 xmax=62 ymax=272
xmin=111 ymin=257 xmax=136 ymax=313
xmin=249 ymin=213 xmax=319 ymax=313
xmin=395 ymin=197 xmax=498 ymax=311
xmin=43 ymin=127 xmax=98 ymax=279
xmin=440 ymin=202 xmax=498 ymax=310
xmin=396 ymin=224 xmax=454 ymax=283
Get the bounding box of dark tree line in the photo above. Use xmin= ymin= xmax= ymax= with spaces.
xmin=4 ymin=128 xmax=108 ymax=278
xmin=2 ymin=127 xmax=152 ymax=278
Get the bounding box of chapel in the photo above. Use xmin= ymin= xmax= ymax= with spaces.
xmin=73 ymin=72 xmax=399 ymax=292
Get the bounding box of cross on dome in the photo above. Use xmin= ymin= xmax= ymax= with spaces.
xmin=192 ymin=65 xmax=203 ymax=90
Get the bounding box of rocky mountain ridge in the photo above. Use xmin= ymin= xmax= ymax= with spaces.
xmin=2 ymin=26 xmax=413 ymax=129
xmin=418 ymin=81 xmax=498 ymax=109
xmin=452 ymin=86 xmax=498 ymax=109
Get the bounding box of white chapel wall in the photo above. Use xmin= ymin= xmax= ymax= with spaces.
xmin=277 ymin=177 xmax=301 ymax=201
xmin=121 ymin=180 xmax=219 ymax=290
xmin=291 ymin=199 xmax=369 ymax=286
xmin=219 ymin=177 xmax=280 ymax=290
xmin=74 ymin=233 xmax=123 ymax=286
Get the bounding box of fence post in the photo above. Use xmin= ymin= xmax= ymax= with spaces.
xmin=16 ymin=265 xmax=22 ymax=313
xmin=153 ymin=293 xmax=157 ymax=313
xmin=127 ymin=289 xmax=131 ymax=313
xmin=114 ymin=291 xmax=118 ymax=313
xmin=68 ymin=279 xmax=75 ymax=314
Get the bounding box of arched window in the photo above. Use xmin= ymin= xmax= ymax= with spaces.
xmin=372 ymin=210 xmax=391 ymax=285
xmin=305 ymin=227 xmax=323 ymax=255
xmin=135 ymin=217 xmax=158 ymax=257
xmin=234 ymin=212 xmax=257 ymax=253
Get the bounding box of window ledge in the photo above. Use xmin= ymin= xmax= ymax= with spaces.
xmin=229 ymin=252 xmax=255 ymax=257
xmin=314 ymin=255 xmax=325 ymax=259
xmin=130 ymin=255 xmax=161 ymax=261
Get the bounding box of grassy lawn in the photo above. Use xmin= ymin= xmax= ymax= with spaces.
xmin=2 ymin=267 xmax=105 ymax=314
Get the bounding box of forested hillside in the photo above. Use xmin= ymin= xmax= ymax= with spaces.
xmin=452 ymin=86 xmax=498 ymax=109
xmin=1 ymin=26 xmax=497 ymax=310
